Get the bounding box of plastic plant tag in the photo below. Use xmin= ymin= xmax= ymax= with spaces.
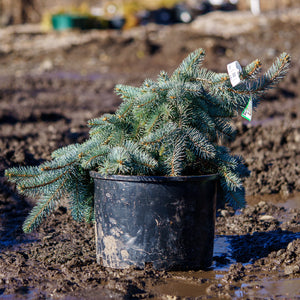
xmin=227 ymin=61 xmax=242 ymax=87
xmin=241 ymin=95 xmax=253 ymax=121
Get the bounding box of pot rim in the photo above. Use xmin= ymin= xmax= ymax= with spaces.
xmin=90 ymin=171 xmax=218 ymax=183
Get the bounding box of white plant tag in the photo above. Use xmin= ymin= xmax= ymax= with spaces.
xmin=227 ymin=61 xmax=242 ymax=87
xmin=241 ymin=95 xmax=253 ymax=121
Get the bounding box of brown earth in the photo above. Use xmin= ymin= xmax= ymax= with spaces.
xmin=0 ymin=9 xmax=300 ymax=299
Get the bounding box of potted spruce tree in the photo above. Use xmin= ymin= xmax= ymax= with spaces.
xmin=6 ymin=49 xmax=290 ymax=270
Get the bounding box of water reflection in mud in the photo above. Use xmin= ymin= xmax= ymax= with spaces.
xmin=246 ymin=192 xmax=300 ymax=209
xmin=278 ymin=197 xmax=300 ymax=210
xmin=242 ymin=278 xmax=300 ymax=299
xmin=212 ymin=236 xmax=235 ymax=270
xmin=151 ymin=232 xmax=300 ymax=299
xmin=151 ymin=277 xmax=212 ymax=299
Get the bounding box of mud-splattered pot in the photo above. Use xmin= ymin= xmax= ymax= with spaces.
xmin=90 ymin=172 xmax=218 ymax=270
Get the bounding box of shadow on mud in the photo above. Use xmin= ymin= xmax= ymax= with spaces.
xmin=0 ymin=111 xmax=70 ymax=125
xmin=213 ymin=229 xmax=300 ymax=270
xmin=228 ymin=231 xmax=300 ymax=264
xmin=0 ymin=179 xmax=36 ymax=251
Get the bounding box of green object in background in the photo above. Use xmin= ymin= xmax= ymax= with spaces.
xmin=51 ymin=13 xmax=123 ymax=31
xmin=51 ymin=14 xmax=96 ymax=31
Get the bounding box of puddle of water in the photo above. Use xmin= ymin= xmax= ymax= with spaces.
xmin=212 ymin=235 xmax=235 ymax=271
xmin=1 ymin=288 xmax=123 ymax=300
xmin=234 ymin=289 xmax=245 ymax=298
xmin=246 ymin=191 xmax=300 ymax=209
xmin=278 ymin=197 xmax=300 ymax=210
xmin=243 ymin=278 xmax=300 ymax=299
xmin=150 ymin=271 xmax=300 ymax=299
xmin=151 ymin=277 xmax=214 ymax=299
xmin=148 ymin=238 xmax=232 ymax=299
xmin=0 ymin=288 xmax=40 ymax=300
xmin=212 ymin=232 xmax=300 ymax=271
xmin=64 ymin=288 xmax=123 ymax=300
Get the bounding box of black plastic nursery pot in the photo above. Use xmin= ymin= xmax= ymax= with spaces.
xmin=90 ymin=172 xmax=218 ymax=270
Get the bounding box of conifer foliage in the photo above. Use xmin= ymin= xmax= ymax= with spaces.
xmin=6 ymin=49 xmax=291 ymax=232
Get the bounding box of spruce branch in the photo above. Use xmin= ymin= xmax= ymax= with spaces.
xmin=51 ymin=143 xmax=81 ymax=159
xmin=115 ymin=84 xmax=141 ymax=100
xmin=224 ymin=187 xmax=246 ymax=209
xmin=143 ymin=106 xmax=165 ymax=133
xmin=185 ymin=127 xmax=216 ymax=159
xmin=22 ymin=176 xmax=69 ymax=233
xmin=170 ymin=137 xmax=186 ymax=176
xmin=5 ymin=166 xmax=42 ymax=184
xmin=242 ymin=59 xmax=262 ymax=79
xmin=141 ymin=122 xmax=178 ymax=146
xmin=123 ymin=140 xmax=158 ymax=174
xmin=230 ymin=53 xmax=291 ymax=95
xmin=67 ymin=167 xmax=93 ymax=222
xmin=80 ymin=145 xmax=111 ymax=169
xmin=171 ymin=48 xmax=205 ymax=80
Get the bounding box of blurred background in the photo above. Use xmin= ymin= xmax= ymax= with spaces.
xmin=0 ymin=0 xmax=299 ymax=28
xmin=0 ymin=0 xmax=299 ymax=26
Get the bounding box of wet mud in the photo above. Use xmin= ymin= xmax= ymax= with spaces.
xmin=0 ymin=8 xmax=300 ymax=299
xmin=0 ymin=200 xmax=299 ymax=299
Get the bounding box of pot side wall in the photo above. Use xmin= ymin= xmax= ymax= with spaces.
xmin=92 ymin=173 xmax=217 ymax=270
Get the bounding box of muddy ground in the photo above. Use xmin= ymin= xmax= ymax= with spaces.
xmin=0 ymin=8 xmax=300 ymax=299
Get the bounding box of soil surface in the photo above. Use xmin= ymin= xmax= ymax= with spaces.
xmin=0 ymin=8 xmax=300 ymax=299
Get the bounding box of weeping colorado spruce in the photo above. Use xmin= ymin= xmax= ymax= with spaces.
xmin=6 ymin=49 xmax=290 ymax=234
